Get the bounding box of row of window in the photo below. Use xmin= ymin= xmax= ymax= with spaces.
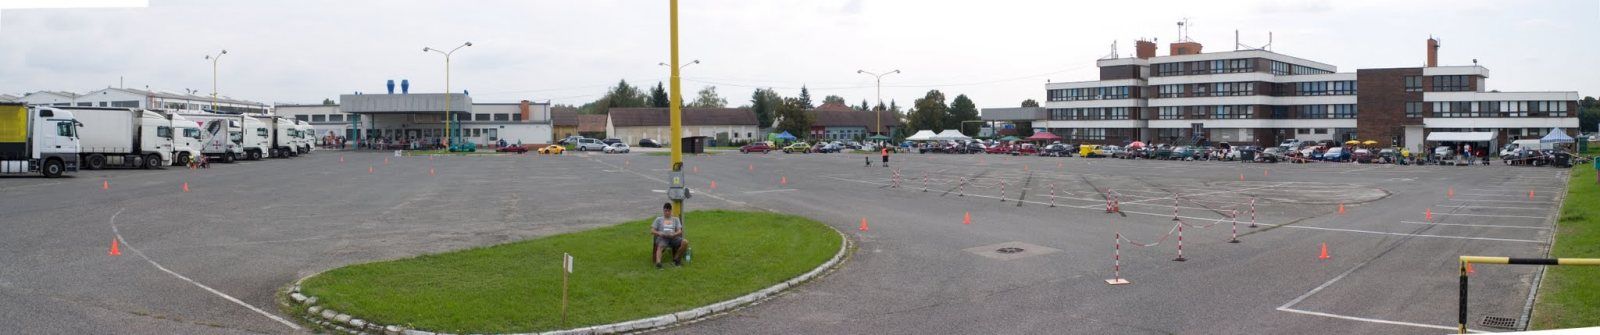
xmin=1156 ymin=105 xmax=1256 ymax=119
xmin=1047 ymin=86 xmax=1133 ymax=101
xmin=1431 ymin=75 xmax=1472 ymax=92
xmin=1268 ymin=60 xmax=1333 ymax=75
xmin=295 ymin=114 xmax=349 ymax=123
xmin=1047 ymin=107 xmax=1132 ymax=120
xmin=1154 ymin=58 xmax=1257 ymax=77
xmin=1294 ymin=81 xmax=1357 ymax=96
xmin=1430 ymin=101 xmax=1570 ymax=118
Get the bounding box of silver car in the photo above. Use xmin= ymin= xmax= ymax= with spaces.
xmin=574 ymin=138 xmax=608 ymax=151
xmin=603 ymin=143 xmax=631 ymax=153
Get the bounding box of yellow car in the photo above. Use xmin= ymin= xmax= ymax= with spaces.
xmin=1078 ymin=144 xmax=1104 ymax=158
xmin=538 ymin=145 xmax=566 ymax=155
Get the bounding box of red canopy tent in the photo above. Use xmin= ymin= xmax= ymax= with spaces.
xmin=1024 ymin=132 xmax=1062 ymax=142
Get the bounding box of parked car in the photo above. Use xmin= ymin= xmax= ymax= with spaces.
xmin=1100 ymin=145 xmax=1124 ymax=158
xmin=574 ymin=138 xmax=608 ymax=151
xmin=1041 ymin=143 xmax=1072 ymax=157
xmin=811 ymin=143 xmax=840 ymax=153
xmin=782 ymin=142 xmax=811 ymax=153
xmin=538 ymin=145 xmax=566 ymax=155
xmin=1170 ymin=146 xmax=1196 ymax=160
xmin=1011 ymin=143 xmax=1039 ymax=156
xmin=558 ymin=136 xmax=583 ymax=145
xmin=638 ymin=138 xmax=662 ymax=148
xmin=1322 ymin=147 xmax=1350 ymax=162
xmin=1079 ymin=144 xmax=1105 ymax=158
xmin=740 ymin=142 xmax=773 ymax=154
xmin=601 ymin=138 xmax=623 ymax=146
xmin=603 ymin=143 xmax=630 ymax=153
xmin=496 ymin=145 xmax=528 ymax=154
xmin=985 ymin=143 xmax=1013 ymax=154
xmin=1258 ymin=147 xmax=1285 ymax=163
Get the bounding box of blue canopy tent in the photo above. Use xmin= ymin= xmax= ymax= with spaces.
xmin=1540 ymin=128 xmax=1574 ymax=144
xmin=774 ymin=131 xmax=798 ymax=143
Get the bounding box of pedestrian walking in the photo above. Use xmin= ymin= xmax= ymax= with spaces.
xmin=881 ymin=146 xmax=890 ymax=168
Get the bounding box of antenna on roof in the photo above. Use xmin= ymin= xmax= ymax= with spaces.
xmin=1235 ymin=30 xmax=1273 ymax=51
xmin=1100 ymin=40 xmax=1119 ymax=60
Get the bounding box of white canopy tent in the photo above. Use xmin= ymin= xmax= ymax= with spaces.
xmin=1540 ymin=128 xmax=1575 ymax=144
xmin=905 ymin=130 xmax=937 ymax=141
xmin=933 ymin=129 xmax=972 ymax=141
xmin=1424 ymin=132 xmax=1495 ymax=142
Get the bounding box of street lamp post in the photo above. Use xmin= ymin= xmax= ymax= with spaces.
xmin=856 ymin=69 xmax=900 ymax=139
xmin=424 ymin=42 xmax=472 ymax=150
xmin=667 ymin=0 xmax=685 ymax=218
xmin=659 ymin=59 xmax=700 ymax=70
xmin=204 ymin=50 xmax=227 ymax=112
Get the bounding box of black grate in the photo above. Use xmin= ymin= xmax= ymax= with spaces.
xmin=1480 ymin=316 xmax=1516 ymax=329
xmin=996 ymin=247 xmax=1025 ymax=254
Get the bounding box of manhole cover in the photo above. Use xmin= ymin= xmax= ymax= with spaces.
xmin=996 ymin=247 xmax=1025 ymax=254
xmin=1480 ymin=316 xmax=1517 ymax=329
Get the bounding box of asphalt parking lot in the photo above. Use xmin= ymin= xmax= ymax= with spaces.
xmin=0 ymin=149 xmax=1568 ymax=334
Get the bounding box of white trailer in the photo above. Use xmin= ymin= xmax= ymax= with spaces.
xmin=70 ymin=107 xmax=172 ymax=169
xmin=174 ymin=111 xmax=245 ymax=163
xmin=0 ymin=103 xmax=81 ymax=177
xmin=167 ymin=113 xmax=204 ymax=166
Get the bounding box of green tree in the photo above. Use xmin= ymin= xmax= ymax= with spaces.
xmin=798 ymin=85 xmax=814 ymax=109
xmin=1580 ymin=96 xmax=1599 ymax=133
xmin=1013 ymin=99 xmax=1038 ymax=137
xmin=750 ymin=88 xmax=781 ymax=128
xmin=322 ymin=98 xmax=336 ymax=105
xmin=579 ymin=79 xmax=649 ymax=114
xmin=689 ymin=86 xmax=727 ymax=108
xmin=858 ymin=99 xmax=870 ymax=111
xmin=947 ymin=94 xmax=980 ymax=135
xmin=650 ymin=82 xmax=670 ymax=108
xmin=1021 ymin=99 xmax=1039 ymax=107
xmin=774 ymin=97 xmax=813 ymax=139
xmin=822 ymin=94 xmax=846 ymax=106
xmin=907 ymin=90 xmax=947 ymax=133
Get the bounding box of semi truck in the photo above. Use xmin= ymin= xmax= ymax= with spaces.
xmin=174 ymin=111 xmax=245 ymax=163
xmin=250 ymin=114 xmax=299 ymax=158
xmin=295 ymin=120 xmax=313 ymax=154
xmin=0 ymin=103 xmax=80 ymax=177
xmin=71 ymin=107 xmax=173 ymax=169
xmin=166 ymin=113 xmax=204 ymax=166
xmin=239 ymin=114 xmax=268 ymax=160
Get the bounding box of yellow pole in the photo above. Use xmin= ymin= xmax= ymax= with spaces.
xmin=445 ymin=55 xmax=451 ymax=149
xmin=668 ymin=0 xmax=683 ymax=217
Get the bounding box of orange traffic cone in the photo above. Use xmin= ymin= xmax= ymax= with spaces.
xmin=182 ymin=182 xmax=189 ymax=192
xmin=368 ymin=166 xmax=374 ymax=173
xmin=1240 ymin=173 xmax=1245 ymax=181
xmin=963 ymin=211 xmax=972 ymax=225
xmin=1447 ymin=187 xmax=1454 ymax=199
xmin=780 ymin=176 xmax=787 ymax=185
xmin=339 ymin=155 xmax=344 ymax=163
xmin=709 ymin=180 xmax=717 ymax=190
xmin=1264 ymin=169 xmax=1270 ymax=177
xmin=1425 ymin=208 xmax=1433 ymax=221
xmin=384 ymin=157 xmax=390 ymax=165
xmin=1465 ymin=262 xmax=1475 ymax=275
xmin=1319 ymin=243 xmax=1330 ymax=260
xmin=429 ymin=167 xmax=436 ymax=176
xmin=1024 ymin=165 xmax=1029 ymax=172
xmin=1338 ymin=203 xmax=1346 ymax=214
xmin=748 ymin=164 xmax=754 ymax=171
xmin=1529 ymin=190 xmax=1535 ymax=199
xmin=102 ymin=180 xmax=109 ymax=190
xmin=109 ymin=238 xmax=121 ymax=256
xmin=859 ymin=217 xmax=869 ymax=232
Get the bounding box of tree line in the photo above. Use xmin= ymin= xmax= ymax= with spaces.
xmin=557 ymin=79 xmax=988 ymax=140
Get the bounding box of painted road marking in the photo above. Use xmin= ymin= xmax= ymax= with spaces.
xmin=1397 ymin=221 xmax=1550 ymax=230
xmin=108 ymin=209 xmax=301 ymax=330
xmin=745 ymin=189 xmax=798 ymax=194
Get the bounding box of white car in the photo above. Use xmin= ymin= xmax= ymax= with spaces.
xmin=574 ymin=138 xmax=608 ymax=151
xmin=603 ymin=143 xmax=630 ymax=153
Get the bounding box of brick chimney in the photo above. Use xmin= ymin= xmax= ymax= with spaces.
xmin=519 ymin=100 xmax=531 ymax=122
xmin=1135 ymin=40 xmax=1157 ymax=59
xmin=1170 ymin=41 xmax=1203 ymax=56
xmin=1426 ymin=38 xmax=1439 ymax=67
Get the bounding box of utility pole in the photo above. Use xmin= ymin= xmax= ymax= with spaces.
xmin=425 ymin=42 xmax=472 ymax=150
xmin=668 ymin=0 xmax=685 ymax=217
xmin=204 ymin=50 xmax=227 ymax=112
xmin=856 ymin=69 xmax=900 ymax=138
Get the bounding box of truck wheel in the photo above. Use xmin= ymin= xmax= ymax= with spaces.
xmin=224 ymin=153 xmax=236 ymax=163
xmin=42 ymin=159 xmax=64 ymax=178
xmin=144 ymin=154 xmax=163 ymax=169
xmin=86 ymin=154 xmax=105 ymax=170
xmin=176 ymin=153 xmax=191 ymax=166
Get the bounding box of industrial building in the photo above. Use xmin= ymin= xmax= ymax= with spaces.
xmin=982 ymin=36 xmax=1578 ymax=151
xmin=275 ymin=93 xmax=552 ymax=147
xmin=17 ymin=88 xmax=268 ymax=114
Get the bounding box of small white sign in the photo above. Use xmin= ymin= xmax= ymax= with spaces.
xmin=563 ymin=253 xmax=573 ymax=273
xmin=393 ymin=150 xmax=402 ymax=157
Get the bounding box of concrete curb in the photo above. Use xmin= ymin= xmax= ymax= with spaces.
xmin=284 ymin=224 xmax=851 ymax=335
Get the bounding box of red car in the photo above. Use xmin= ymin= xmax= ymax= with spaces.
xmin=740 ymin=142 xmax=773 ymax=154
xmin=496 ymin=145 xmax=529 ymax=154
xmin=1010 ymin=144 xmax=1038 ymax=156
xmin=984 ymin=144 xmax=1012 ymax=154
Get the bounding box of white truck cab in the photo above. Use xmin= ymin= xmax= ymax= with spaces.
xmin=239 ymin=115 xmax=269 ymax=160
xmin=168 ymin=113 xmax=204 ymax=166
xmin=0 ymin=104 xmax=81 ymax=177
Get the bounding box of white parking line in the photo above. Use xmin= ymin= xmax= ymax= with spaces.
xmin=745 ymin=189 xmax=798 ymax=194
xmin=1276 ymin=247 xmax=1491 ymax=333
xmin=1442 ymin=205 xmax=1548 ymax=211
xmin=1429 ymin=212 xmax=1547 ymax=219
xmin=108 ymin=209 xmax=302 ymax=330
xmin=1397 ymin=221 xmax=1550 ymax=230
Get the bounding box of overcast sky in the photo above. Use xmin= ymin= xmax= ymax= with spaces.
xmin=1 ymin=0 xmax=1596 ymax=109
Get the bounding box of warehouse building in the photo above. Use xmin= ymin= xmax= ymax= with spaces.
xmin=276 ymin=93 xmax=553 ymax=147
xmin=607 ymin=107 xmax=758 ymax=146
xmin=983 ymin=35 xmax=1578 ymax=151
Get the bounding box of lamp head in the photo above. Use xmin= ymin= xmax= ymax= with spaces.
xmin=891 ymin=69 xmax=901 ymax=74
xmin=856 ymin=70 xmax=865 ymax=74
xmin=220 ymin=50 xmax=227 ymax=55
xmin=464 ymin=42 xmax=473 ymax=47
xmin=659 ymin=62 xmax=669 ymax=66
xmin=423 ymin=47 xmax=431 ymax=52
xmin=690 ymin=60 xmax=700 ymax=64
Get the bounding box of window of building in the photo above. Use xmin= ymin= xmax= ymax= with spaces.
xmin=1158 ymin=107 xmax=1181 ymax=120
xmin=110 ymin=101 xmax=139 ymax=108
xmin=295 ymin=115 xmax=310 ymax=122
xmin=1405 ymin=102 xmax=1422 ymax=118
xmin=1156 ymin=63 xmax=1183 ymax=77
xmin=312 ymin=115 xmax=327 ymax=122
xmin=1157 ymin=84 xmax=1184 ymax=98
xmin=512 ymin=113 xmax=522 ymax=121
xmin=1296 ymin=128 xmax=1310 ymax=135
xmin=1107 ymin=107 xmax=1129 ymax=120
xmin=1301 ymin=105 xmax=1327 ymax=118
xmin=76 ymin=102 xmax=92 ymax=107
xmin=98 ymin=102 xmax=108 ymax=107
xmin=1542 ymin=101 xmax=1570 ymax=117
xmin=1404 ymin=76 xmax=1422 ymax=92
xmin=494 ymin=113 xmax=510 ymax=121
xmin=1270 ymin=61 xmax=1289 ymax=75
xmin=1213 ymin=82 xmax=1254 ymax=96
xmin=329 ymin=115 xmax=344 ymax=122
xmin=1314 ymin=128 xmax=1328 ymax=134
xmin=1431 ymin=75 xmax=1470 ymax=92
xmin=1331 ymin=104 xmax=1357 ymax=119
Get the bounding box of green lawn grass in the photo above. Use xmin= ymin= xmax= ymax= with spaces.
xmin=296 ymin=210 xmax=841 ymax=333
xmin=1532 ymin=165 xmax=1600 ymax=329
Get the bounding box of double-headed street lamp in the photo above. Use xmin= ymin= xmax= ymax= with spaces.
xmin=424 ymin=42 xmax=472 ymax=150
xmin=659 ymin=59 xmax=700 ymax=70
xmin=857 ymin=69 xmax=900 ymax=138
xmin=204 ymin=50 xmax=227 ymax=111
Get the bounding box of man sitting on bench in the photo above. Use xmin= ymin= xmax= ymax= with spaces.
xmin=653 ymin=203 xmax=688 ymax=269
